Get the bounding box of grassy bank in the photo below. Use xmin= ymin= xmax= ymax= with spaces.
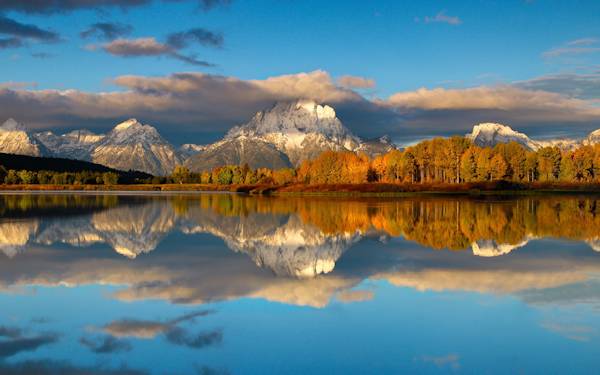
xmin=2 ymin=181 xmax=600 ymax=196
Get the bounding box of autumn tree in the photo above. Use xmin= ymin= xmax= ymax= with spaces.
xmin=381 ymin=149 xmax=403 ymax=182
xmin=102 ymin=172 xmax=118 ymax=185
xmin=448 ymin=136 xmax=472 ymax=183
xmin=4 ymin=170 xmax=19 ymax=184
xmin=273 ymin=168 xmax=296 ymax=185
xmin=171 ymin=165 xmax=191 ymax=184
xmin=460 ymin=147 xmax=478 ymax=182
xmin=525 ymin=153 xmax=538 ymax=182
xmin=400 ymin=150 xmax=418 ymax=183
xmin=17 ymin=170 xmax=36 ymax=184
xmin=537 ymin=147 xmax=561 ymax=181
xmin=476 ymin=148 xmax=493 ymax=181
xmin=490 ymin=153 xmax=508 ymax=180
xmin=412 ymin=142 xmax=432 ymax=182
xmin=572 ymin=146 xmax=594 ymax=181
xmin=494 ymin=142 xmax=527 ymax=181
xmin=559 ymin=153 xmax=576 ymax=181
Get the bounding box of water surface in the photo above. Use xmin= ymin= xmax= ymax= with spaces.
xmin=1 ymin=193 xmax=600 ymax=374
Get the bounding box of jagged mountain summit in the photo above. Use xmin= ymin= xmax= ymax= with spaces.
xmin=226 ymin=100 xmax=360 ymax=165
xmin=35 ymin=129 xmax=104 ymax=161
xmin=0 ymin=118 xmax=46 ymax=157
xmin=466 ymin=122 xmax=581 ymax=151
xmin=91 ymin=119 xmax=181 ymax=176
xmin=185 ymin=100 xmax=394 ymax=171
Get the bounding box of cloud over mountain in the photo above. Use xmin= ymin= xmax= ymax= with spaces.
xmin=337 ymin=75 xmax=376 ymax=89
xmin=384 ymin=85 xmax=600 ymax=117
xmin=516 ymin=73 xmax=600 ymax=100
xmin=1 ymin=70 xmax=600 ymax=144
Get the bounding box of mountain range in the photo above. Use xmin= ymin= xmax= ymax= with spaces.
xmin=2 ymin=101 xmax=600 ymax=176
xmin=0 ymin=100 xmax=393 ymax=175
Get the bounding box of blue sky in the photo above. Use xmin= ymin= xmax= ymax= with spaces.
xmin=1 ymin=0 xmax=599 ymax=144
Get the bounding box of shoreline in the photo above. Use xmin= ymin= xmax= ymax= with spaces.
xmin=1 ymin=182 xmax=600 ymax=196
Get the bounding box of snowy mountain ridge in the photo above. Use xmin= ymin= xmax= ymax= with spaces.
xmin=466 ymin=122 xmax=583 ymax=151
xmin=0 ymin=118 xmax=181 ymax=176
xmin=9 ymin=103 xmax=600 ymax=176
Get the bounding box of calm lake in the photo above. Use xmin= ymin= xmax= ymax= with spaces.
xmin=1 ymin=193 xmax=600 ymax=374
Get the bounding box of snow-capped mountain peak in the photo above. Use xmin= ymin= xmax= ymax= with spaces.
xmin=297 ymin=99 xmax=336 ymax=119
xmin=114 ymin=118 xmax=141 ymax=132
xmin=91 ymin=119 xmax=181 ymax=175
xmin=467 ymin=122 xmax=539 ymax=150
xmin=104 ymin=119 xmax=161 ymax=142
xmin=184 ymin=100 xmax=395 ymax=171
xmin=215 ymin=99 xmax=365 ymax=166
xmin=227 ymin=99 xmax=354 ymax=140
xmin=0 ymin=118 xmax=44 ymax=156
xmin=466 ymin=122 xmax=589 ymax=151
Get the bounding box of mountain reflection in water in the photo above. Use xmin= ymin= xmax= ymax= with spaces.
xmin=1 ymin=194 xmax=600 ymax=306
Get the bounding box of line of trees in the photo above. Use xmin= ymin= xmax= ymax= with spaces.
xmin=168 ymin=165 xmax=296 ymax=185
xmin=0 ymin=166 xmax=119 ymax=185
xmin=4 ymin=136 xmax=600 ymax=186
xmin=297 ymin=137 xmax=600 ymax=185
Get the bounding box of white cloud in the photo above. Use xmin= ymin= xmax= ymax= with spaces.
xmin=103 ymin=37 xmax=171 ymax=56
xmin=567 ymin=38 xmax=598 ymax=46
xmin=384 ymin=85 xmax=600 ymax=119
xmin=2 ymin=70 xmax=600 ymax=143
xmin=543 ymin=38 xmax=600 ymax=58
xmin=422 ymin=11 xmax=462 ymax=25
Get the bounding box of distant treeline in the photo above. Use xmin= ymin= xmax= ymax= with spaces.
xmin=0 ymin=168 xmax=121 ymax=185
xmin=0 ymin=153 xmax=151 ymax=185
xmin=3 ymin=137 xmax=600 ymax=186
